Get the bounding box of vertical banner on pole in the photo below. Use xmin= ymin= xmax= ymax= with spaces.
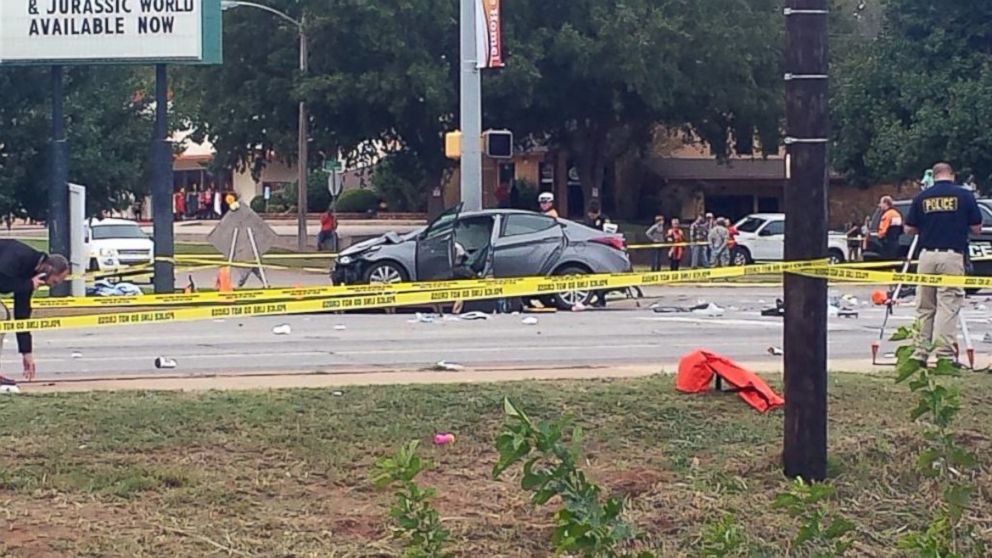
xmin=476 ymin=0 xmax=504 ymax=69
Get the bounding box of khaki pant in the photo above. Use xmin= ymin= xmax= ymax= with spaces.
xmin=915 ymin=250 xmax=965 ymax=360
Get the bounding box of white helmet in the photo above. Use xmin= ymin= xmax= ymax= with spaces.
xmin=538 ymin=192 xmax=554 ymax=203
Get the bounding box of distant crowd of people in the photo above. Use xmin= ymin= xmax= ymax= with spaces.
xmin=172 ymin=186 xmax=239 ymax=221
xmin=537 ymin=192 xmax=740 ymax=272
xmin=645 ymin=213 xmax=739 ymax=271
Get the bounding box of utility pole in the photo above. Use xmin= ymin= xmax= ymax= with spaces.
xmin=297 ymin=16 xmax=309 ymax=251
xmin=48 ymin=66 xmax=70 ymax=297
xmin=459 ymin=0 xmax=483 ymax=211
xmin=783 ymin=0 xmax=830 ymax=481
xmin=152 ymin=64 xmax=175 ymax=294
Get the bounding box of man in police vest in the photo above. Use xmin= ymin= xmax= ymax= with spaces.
xmin=904 ymin=163 xmax=982 ymax=364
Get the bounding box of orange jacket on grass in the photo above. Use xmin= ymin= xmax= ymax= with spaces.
xmin=676 ymin=350 xmax=785 ymax=413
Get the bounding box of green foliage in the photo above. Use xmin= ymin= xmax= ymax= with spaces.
xmin=889 ymin=324 xmax=986 ymax=557
xmin=832 ymin=0 xmax=992 ymax=189
xmin=373 ymin=151 xmax=428 ymax=212
xmin=698 ymin=514 xmax=748 ymax=558
xmin=493 ymin=398 xmax=655 ymax=558
xmin=336 ymin=188 xmax=380 ymax=214
xmin=372 ymin=441 xmax=451 ymax=558
xmin=0 ymin=66 xmax=155 ymax=220
xmin=250 ymin=195 xmax=267 ymax=214
xmin=772 ymin=479 xmax=854 ymax=557
xmin=511 ymin=179 xmax=539 ymax=211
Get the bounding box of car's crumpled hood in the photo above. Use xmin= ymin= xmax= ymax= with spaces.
xmin=339 ymin=230 xmax=419 ymax=258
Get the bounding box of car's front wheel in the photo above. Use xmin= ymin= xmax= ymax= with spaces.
xmin=363 ymin=261 xmax=408 ymax=285
xmin=828 ymin=248 xmax=846 ymax=265
xmin=732 ymin=247 xmax=752 ymax=266
xmin=551 ymin=265 xmax=596 ymax=310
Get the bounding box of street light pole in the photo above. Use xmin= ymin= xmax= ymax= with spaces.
xmin=220 ymin=0 xmax=308 ymax=250
xmin=459 ymin=0 xmax=483 ymax=211
xmin=297 ymin=16 xmax=309 ymax=251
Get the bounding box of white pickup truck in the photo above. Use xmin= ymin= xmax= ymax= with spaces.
xmin=85 ymin=218 xmax=155 ymax=271
xmin=731 ymin=213 xmax=849 ymax=266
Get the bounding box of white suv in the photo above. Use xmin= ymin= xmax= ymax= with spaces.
xmin=732 ymin=213 xmax=848 ymax=266
xmin=85 ymin=218 xmax=155 ymax=271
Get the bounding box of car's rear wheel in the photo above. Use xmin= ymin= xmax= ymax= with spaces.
xmin=732 ymin=247 xmax=752 ymax=266
xmin=363 ymin=261 xmax=408 ymax=285
xmin=828 ymin=248 xmax=846 ymax=265
xmin=551 ymin=265 xmax=596 ymax=310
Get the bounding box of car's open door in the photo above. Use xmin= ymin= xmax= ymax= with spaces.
xmin=415 ymin=204 xmax=462 ymax=280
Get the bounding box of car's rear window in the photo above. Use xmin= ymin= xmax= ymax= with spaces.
xmin=502 ymin=214 xmax=557 ymax=237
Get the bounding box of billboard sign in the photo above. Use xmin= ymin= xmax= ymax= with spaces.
xmin=0 ymin=0 xmax=222 ymax=65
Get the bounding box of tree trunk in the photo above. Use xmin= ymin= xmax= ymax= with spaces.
xmin=573 ymin=125 xmax=609 ymax=217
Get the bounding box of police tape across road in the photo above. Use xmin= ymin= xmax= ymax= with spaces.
xmin=4 ymin=259 xmax=992 ymax=333
xmin=15 ymin=256 xmax=992 ymax=311
xmin=2 ymin=260 xmax=826 ymax=332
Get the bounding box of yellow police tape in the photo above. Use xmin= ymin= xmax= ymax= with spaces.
xmin=2 ymin=260 xmax=825 ymax=332
xmin=5 ymin=258 xmax=992 ymax=333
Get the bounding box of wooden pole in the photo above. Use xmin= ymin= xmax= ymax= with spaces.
xmin=783 ymin=0 xmax=830 ymax=481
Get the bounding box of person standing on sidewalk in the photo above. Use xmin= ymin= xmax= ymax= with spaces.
xmin=666 ymin=218 xmax=686 ymax=271
xmin=645 ymin=215 xmax=666 ymax=271
xmin=689 ymin=215 xmax=708 ymax=268
xmin=878 ymin=196 xmax=905 ymax=260
xmin=0 ymin=240 xmax=70 ymax=383
xmin=317 ymin=206 xmax=338 ymax=252
xmin=708 ymin=218 xmax=731 ymax=268
xmin=905 ymin=162 xmax=982 ymax=365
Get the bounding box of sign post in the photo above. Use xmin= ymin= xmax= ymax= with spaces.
xmin=1 ymin=0 xmax=223 ymax=295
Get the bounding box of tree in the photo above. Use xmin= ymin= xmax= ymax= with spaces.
xmin=484 ymin=0 xmax=784 ymax=209
xmin=831 ymin=0 xmax=992 ymax=188
xmin=174 ymin=0 xmax=459 ymax=207
xmin=0 ymin=66 xmax=154 ymax=220
xmin=176 ymin=0 xmax=785 ymax=215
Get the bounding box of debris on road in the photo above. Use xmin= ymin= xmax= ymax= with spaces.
xmin=691 ymin=302 xmax=725 ymax=317
xmin=409 ymin=313 xmax=439 ymax=324
xmin=433 ymin=361 xmax=465 ymax=372
xmin=522 ymin=317 xmax=539 ymax=326
xmin=154 ymin=357 xmax=177 ymax=369
xmin=767 ymin=346 xmax=783 ymax=356
xmin=331 ymin=390 xmax=344 ymax=396
xmin=71 ymin=352 xmax=83 ymax=359
xmin=272 ymin=324 xmax=292 ymax=335
xmin=571 ymin=302 xmax=587 ymax=312
xmin=333 ymin=325 xmax=347 ymax=331
xmin=760 ymin=299 xmax=785 ymax=318
xmin=459 ymin=311 xmax=490 ymax=321
xmin=0 ymin=384 xmax=20 ymax=394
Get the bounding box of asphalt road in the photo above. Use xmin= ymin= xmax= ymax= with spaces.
xmin=17 ymin=285 xmax=992 ymax=381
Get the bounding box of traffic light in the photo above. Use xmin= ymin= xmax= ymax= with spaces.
xmin=484 ymin=130 xmax=513 ymax=159
xmin=445 ymin=130 xmax=462 ymax=159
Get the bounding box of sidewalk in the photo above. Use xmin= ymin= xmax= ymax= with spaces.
xmin=18 ymin=359 xmax=888 ymax=393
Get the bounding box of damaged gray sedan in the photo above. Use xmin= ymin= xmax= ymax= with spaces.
xmin=330 ymin=205 xmax=632 ymax=309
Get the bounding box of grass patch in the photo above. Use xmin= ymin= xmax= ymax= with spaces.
xmin=1 ymin=373 xmax=991 ymax=556
xmin=17 ymin=236 xmax=332 ymax=271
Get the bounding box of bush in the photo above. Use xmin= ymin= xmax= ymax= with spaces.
xmin=336 ymin=189 xmax=380 ymax=213
xmin=373 ymin=151 xmax=430 ymax=212
xmin=249 ymin=195 xmax=267 ymax=213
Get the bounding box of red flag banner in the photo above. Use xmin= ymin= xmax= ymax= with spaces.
xmin=476 ymin=0 xmax=504 ymax=69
